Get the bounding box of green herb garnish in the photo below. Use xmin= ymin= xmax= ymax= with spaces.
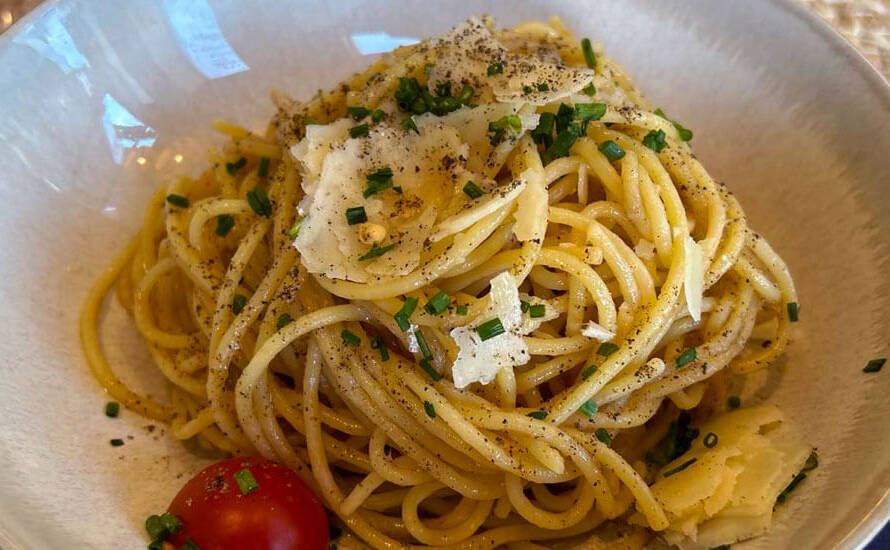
xmin=579 ymin=401 xmax=598 ymax=417
xmin=105 ymin=402 xmax=120 ymax=418
xmin=231 ymin=294 xmax=248 ymax=314
xmin=581 ymin=38 xmax=596 ymax=69
xmin=257 ymin=156 xmax=271 ymax=178
xmin=347 ymin=106 xmax=372 ymax=120
xmin=598 ymin=140 xmax=625 ymax=161
xmin=864 ymin=358 xmax=886 ymax=373
xmin=581 ymin=364 xmax=598 ymax=380
xmin=597 ymin=342 xmax=619 ymax=357
xmin=595 ymin=428 xmax=612 ymax=445
xmin=424 ymin=291 xmax=451 ymax=315
xmin=527 ymin=410 xmax=548 ymax=420
xmin=488 ymin=114 xmax=522 ymax=145
xmin=663 ymin=457 xmax=697 ymax=477
xmin=345 ymin=206 xmax=367 ymax=225
xmin=531 ymin=112 xmax=555 ymax=147
xmin=582 ymin=83 xmax=596 ymax=96
xmin=528 ymin=304 xmax=546 ymax=318
xmin=110 ymin=438 xmax=124 ymax=447
xmin=475 ymin=317 xmax=505 ymax=341
xmin=574 ymin=102 xmax=606 ymax=121
xmin=728 ymin=395 xmax=741 ymax=409
xmin=364 ymin=167 xmax=394 ymax=198
xmin=703 ymin=432 xmax=718 ymax=448
xmin=286 ymin=219 xmax=302 ymax=240
xmin=394 ymin=297 xmax=418 ymax=331
xmin=414 ymin=329 xmax=432 ymax=359
xmin=166 ymin=194 xmax=189 ymax=208
xmin=463 ymin=181 xmax=485 ymax=199
xmin=358 ymin=242 xmax=396 ymax=261
xmin=349 ymin=124 xmax=369 ymax=138
xmin=456 ymin=304 xmax=468 ymax=315
xmin=423 ymin=401 xmax=436 ymax=419
xmin=215 ymin=214 xmax=235 ymax=237
xmin=487 ymin=62 xmax=504 ymax=75
xmin=246 ymin=186 xmax=272 ymax=217
xmin=341 ymin=330 xmax=361 ymax=346
xmin=675 ymin=347 xmax=697 ymax=368
xmin=234 ymin=467 xmax=259 ymax=495
xmin=654 ymin=108 xmax=693 ymax=141
xmin=787 ymin=302 xmax=799 ymax=322
xmin=226 ymin=157 xmax=247 ymax=175
xmin=419 ymin=358 xmax=441 ymax=381
xmin=276 ymin=313 xmax=293 ymax=330
xmin=642 ymin=129 xmax=667 ymax=152
xmin=370 ymin=335 xmax=389 ymax=361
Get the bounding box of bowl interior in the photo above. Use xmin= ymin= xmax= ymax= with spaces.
xmin=0 ymin=0 xmax=888 ymax=548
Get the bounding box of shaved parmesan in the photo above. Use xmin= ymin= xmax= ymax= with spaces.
xmin=428 ymin=18 xmax=595 ymax=107
xmin=513 ymin=167 xmax=548 ymax=242
xmin=450 ymin=272 xmax=530 ymax=388
xmin=650 ymin=406 xmax=811 ymax=550
xmin=581 ymin=321 xmax=614 ymax=342
xmin=683 ymin=235 xmax=704 ymax=322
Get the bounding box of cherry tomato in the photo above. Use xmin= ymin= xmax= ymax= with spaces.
xmin=167 ymin=456 xmax=328 ymax=550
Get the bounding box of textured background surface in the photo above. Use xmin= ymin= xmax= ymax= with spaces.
xmin=0 ymin=1 xmax=887 ymax=549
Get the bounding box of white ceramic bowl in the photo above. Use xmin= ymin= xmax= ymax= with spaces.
xmin=1 ymin=1 xmax=888 ymax=548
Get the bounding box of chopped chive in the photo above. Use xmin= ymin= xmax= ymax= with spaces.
xmin=520 ymin=300 xmax=530 ymax=313
xmin=358 ymin=242 xmax=396 ymax=261
xmin=181 ymin=539 xmax=201 ymax=550
xmin=402 ymin=115 xmax=418 ymax=133
xmin=231 ymin=294 xmax=248 ymax=314
xmin=456 ymin=304 xmax=468 ymax=315
xmin=642 ymin=129 xmax=667 ymax=152
xmin=105 ymin=402 xmax=120 ymax=418
xmin=246 ymin=186 xmax=272 ymax=217
xmin=787 ymin=302 xmax=799 ymax=322
xmin=488 ymin=114 xmax=523 ymax=145
xmin=595 ymin=428 xmax=612 ymax=445
xmin=372 ymin=109 xmax=385 ymax=123
xmin=462 ymin=181 xmax=485 ymax=199
xmin=419 ymin=358 xmax=442 ymax=381
xmin=574 ymin=102 xmax=606 ymax=121
xmin=598 ymin=140 xmax=625 ymax=161
xmin=541 ymin=122 xmax=582 ymax=164
xmin=257 ymin=156 xmax=271 ymax=178
xmin=456 ymin=84 xmax=474 ymax=104
xmin=523 ymin=85 xmax=533 ymax=94
xmin=394 ymin=297 xmax=418 ymax=331
xmin=728 ymin=395 xmax=741 ymax=409
xmin=345 ymin=206 xmax=367 ymax=225
xmin=370 ymin=335 xmax=389 ymax=361
xmin=581 ymin=38 xmax=597 ymax=69
xmin=776 ymin=472 xmax=807 ymax=504
xmin=579 ymin=401 xmax=598 ymax=417
xmin=582 ymin=83 xmax=596 ymax=96
xmin=597 ymin=342 xmax=619 ymax=357
xmin=663 ymin=457 xmax=697 ymax=477
xmin=527 ymin=410 xmax=548 ymax=420
xmin=110 ymin=438 xmax=124 ymax=447
xmin=423 ymin=400 xmax=436 ymax=419
xmin=215 ymin=214 xmax=235 ymax=237
xmin=286 ymin=219 xmax=302 ymax=239
xmin=581 ymin=365 xmax=598 ymax=380
xmin=276 ymin=313 xmax=293 ymax=330
xmin=654 ymin=108 xmax=693 ymax=141
xmin=675 ymin=347 xmax=697 ymax=368
xmin=555 ymin=103 xmax=575 ymax=133
xmin=393 ymin=186 xmax=403 ymax=194
xmin=803 ymin=451 xmax=819 ymax=471
xmin=166 ymin=194 xmax=189 ymax=208
xmin=226 ymin=157 xmax=247 ymax=175
xmin=364 ymin=167 xmax=394 ymax=198
xmin=531 ymin=112 xmax=555 ymax=147
xmin=536 ymin=82 xmax=549 ymax=92
xmin=145 ymin=512 xmax=182 ymax=541
xmin=475 ymin=317 xmax=505 ymax=341
xmin=414 ymin=329 xmax=432 ymax=359
xmin=703 ymin=432 xmax=718 ymax=448
xmin=347 ymin=106 xmax=371 ymax=120
xmin=487 ymin=62 xmax=504 ymax=75
xmin=863 ymin=358 xmax=886 ymax=373
xmin=424 ymin=291 xmax=451 ymax=315
xmin=234 ymin=468 xmax=259 ymax=495
xmin=349 ymin=124 xmax=369 ymax=138
xmin=528 ymin=304 xmax=546 ymax=318
xmin=341 ymin=329 xmax=361 ymax=346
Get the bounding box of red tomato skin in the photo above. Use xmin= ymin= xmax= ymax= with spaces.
xmin=167 ymin=456 xmax=328 ymax=550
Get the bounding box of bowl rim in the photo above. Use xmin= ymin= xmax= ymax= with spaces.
xmin=0 ymin=0 xmax=888 ymax=548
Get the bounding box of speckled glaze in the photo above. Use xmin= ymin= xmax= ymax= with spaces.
xmin=0 ymin=1 xmax=888 ymax=548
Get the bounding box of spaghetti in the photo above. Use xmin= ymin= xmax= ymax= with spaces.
xmin=81 ymin=16 xmax=801 ymax=549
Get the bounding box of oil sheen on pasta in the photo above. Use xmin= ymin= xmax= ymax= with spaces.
xmin=80 ymin=16 xmax=810 ymax=550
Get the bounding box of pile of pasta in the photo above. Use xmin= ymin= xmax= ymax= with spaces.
xmin=82 ymin=16 xmax=809 ymax=549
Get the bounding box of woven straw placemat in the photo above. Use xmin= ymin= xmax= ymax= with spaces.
xmin=800 ymin=0 xmax=890 ymax=78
